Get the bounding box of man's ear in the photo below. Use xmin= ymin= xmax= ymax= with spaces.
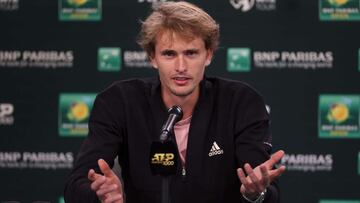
xmin=149 ymin=55 xmax=158 ymax=69
xmin=152 ymin=61 xmax=158 ymax=69
xmin=205 ymin=60 xmax=211 ymax=66
xmin=205 ymin=49 xmax=214 ymax=67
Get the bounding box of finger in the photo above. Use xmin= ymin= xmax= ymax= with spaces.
xmin=269 ymin=165 xmax=286 ymax=181
xmin=88 ymin=169 xmax=102 ymax=182
xmin=90 ymin=175 xmax=106 ymax=191
xmin=104 ymin=193 xmax=123 ymax=203
xmin=237 ymin=168 xmax=256 ymax=194
xmin=259 ymin=165 xmax=270 ymax=190
xmin=244 ymin=163 xmax=262 ymax=192
xmin=98 ymin=159 xmax=115 ymax=178
xmin=88 ymin=169 xmax=96 ymax=181
xmin=96 ymin=184 xmax=118 ymax=196
xmin=237 ymin=168 xmax=247 ymax=183
xmin=264 ymin=150 xmax=285 ymax=168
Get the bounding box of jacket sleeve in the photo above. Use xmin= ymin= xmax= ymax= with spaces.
xmin=234 ymin=88 xmax=280 ymax=203
xmin=64 ymin=90 xmax=125 ymax=203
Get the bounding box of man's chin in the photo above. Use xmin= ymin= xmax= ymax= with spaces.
xmin=171 ymin=89 xmax=194 ymax=97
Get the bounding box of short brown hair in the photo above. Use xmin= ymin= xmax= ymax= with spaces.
xmin=137 ymin=1 xmax=220 ymax=57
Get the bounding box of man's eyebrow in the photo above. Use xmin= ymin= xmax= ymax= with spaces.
xmin=184 ymin=49 xmax=200 ymax=52
xmin=160 ymin=49 xmax=176 ymax=54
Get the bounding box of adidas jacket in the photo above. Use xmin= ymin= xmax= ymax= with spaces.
xmin=64 ymin=77 xmax=280 ymax=203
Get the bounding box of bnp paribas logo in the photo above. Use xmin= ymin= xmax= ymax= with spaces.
xmin=319 ymin=0 xmax=360 ymax=21
xmin=59 ymin=93 xmax=96 ymax=137
xmin=59 ymin=0 xmax=102 ymax=21
xmin=227 ymin=48 xmax=251 ymax=72
xmin=318 ymin=95 xmax=360 ymax=138
xmin=98 ymin=48 xmax=121 ymax=72
xmin=320 ymin=200 xmax=360 ymax=203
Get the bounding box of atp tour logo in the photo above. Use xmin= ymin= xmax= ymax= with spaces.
xmin=230 ymin=0 xmax=276 ymax=12
xmin=151 ymin=153 xmax=175 ymax=166
xmin=0 ymin=103 xmax=14 ymax=125
xmin=230 ymin=0 xmax=255 ymax=12
xmin=0 ymin=0 xmax=19 ymax=11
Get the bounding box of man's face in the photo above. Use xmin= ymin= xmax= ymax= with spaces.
xmin=150 ymin=31 xmax=213 ymax=101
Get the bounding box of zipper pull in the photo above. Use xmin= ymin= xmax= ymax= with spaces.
xmin=182 ymin=166 xmax=186 ymax=177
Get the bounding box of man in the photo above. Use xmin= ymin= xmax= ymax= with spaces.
xmin=64 ymin=1 xmax=285 ymax=203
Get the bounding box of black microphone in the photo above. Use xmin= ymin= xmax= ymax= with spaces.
xmin=150 ymin=106 xmax=183 ymax=176
xmin=160 ymin=106 xmax=183 ymax=141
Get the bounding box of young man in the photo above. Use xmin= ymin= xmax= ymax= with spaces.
xmin=64 ymin=1 xmax=285 ymax=203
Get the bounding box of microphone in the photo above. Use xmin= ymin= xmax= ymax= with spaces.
xmin=150 ymin=106 xmax=183 ymax=176
xmin=159 ymin=106 xmax=183 ymax=141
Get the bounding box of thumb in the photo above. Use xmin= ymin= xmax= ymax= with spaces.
xmin=98 ymin=159 xmax=114 ymax=177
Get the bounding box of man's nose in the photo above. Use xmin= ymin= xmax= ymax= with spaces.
xmin=175 ymin=55 xmax=187 ymax=72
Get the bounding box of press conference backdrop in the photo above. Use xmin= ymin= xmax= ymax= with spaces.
xmin=0 ymin=0 xmax=359 ymax=202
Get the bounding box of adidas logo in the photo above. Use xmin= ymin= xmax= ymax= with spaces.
xmin=208 ymin=141 xmax=224 ymax=157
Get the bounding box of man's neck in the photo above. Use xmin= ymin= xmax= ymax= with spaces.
xmin=162 ymin=91 xmax=199 ymax=119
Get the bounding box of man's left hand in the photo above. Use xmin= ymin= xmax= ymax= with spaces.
xmin=237 ymin=150 xmax=286 ymax=200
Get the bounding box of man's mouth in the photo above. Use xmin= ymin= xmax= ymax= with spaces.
xmin=173 ymin=76 xmax=190 ymax=85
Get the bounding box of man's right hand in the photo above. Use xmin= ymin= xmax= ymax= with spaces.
xmin=88 ymin=159 xmax=123 ymax=203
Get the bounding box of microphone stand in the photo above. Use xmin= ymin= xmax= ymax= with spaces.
xmin=160 ymin=131 xmax=172 ymax=203
xmin=162 ymin=175 xmax=171 ymax=203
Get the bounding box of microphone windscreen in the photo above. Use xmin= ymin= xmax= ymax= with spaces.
xmin=168 ymin=105 xmax=183 ymax=121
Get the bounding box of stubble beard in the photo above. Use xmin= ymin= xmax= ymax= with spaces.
xmin=170 ymin=86 xmax=195 ymax=98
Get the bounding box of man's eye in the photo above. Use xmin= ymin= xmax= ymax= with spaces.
xmin=162 ymin=51 xmax=176 ymax=57
xmin=185 ymin=50 xmax=198 ymax=56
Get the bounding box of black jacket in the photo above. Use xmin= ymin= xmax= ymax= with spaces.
xmin=64 ymin=77 xmax=280 ymax=203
